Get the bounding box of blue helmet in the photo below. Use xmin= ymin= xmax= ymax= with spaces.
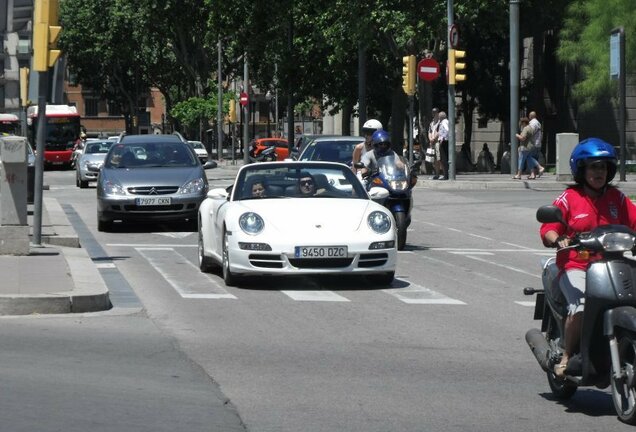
xmin=371 ymin=130 xmax=392 ymax=155
xmin=569 ymin=137 xmax=617 ymax=184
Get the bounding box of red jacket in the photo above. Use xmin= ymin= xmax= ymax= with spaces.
xmin=540 ymin=186 xmax=636 ymax=271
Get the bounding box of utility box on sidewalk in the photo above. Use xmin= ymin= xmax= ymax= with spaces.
xmin=0 ymin=136 xmax=29 ymax=255
xmin=556 ymin=133 xmax=579 ymax=182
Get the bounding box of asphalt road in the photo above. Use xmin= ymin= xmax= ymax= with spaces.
xmin=33 ymin=168 xmax=636 ymax=431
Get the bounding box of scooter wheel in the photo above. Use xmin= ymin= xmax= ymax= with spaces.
xmin=611 ymin=332 xmax=636 ymax=424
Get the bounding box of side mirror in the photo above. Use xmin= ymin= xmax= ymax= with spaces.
xmin=536 ymin=205 xmax=566 ymax=225
xmin=354 ymin=162 xmax=365 ymax=169
xmin=368 ymin=186 xmax=389 ymax=200
xmin=203 ymin=161 xmax=217 ymax=170
xmin=207 ymin=188 xmax=228 ymax=200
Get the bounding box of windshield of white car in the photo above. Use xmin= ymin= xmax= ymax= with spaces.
xmin=236 ymin=164 xmax=367 ymax=201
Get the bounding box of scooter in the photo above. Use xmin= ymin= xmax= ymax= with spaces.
xmin=524 ymin=205 xmax=636 ymax=424
xmin=248 ymin=145 xmax=276 ymax=163
xmin=359 ymin=153 xmax=419 ymax=250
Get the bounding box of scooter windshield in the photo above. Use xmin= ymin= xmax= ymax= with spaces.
xmin=377 ymin=153 xmax=409 ymax=181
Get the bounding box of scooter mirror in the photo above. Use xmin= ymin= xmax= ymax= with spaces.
xmin=536 ymin=205 xmax=567 ymax=226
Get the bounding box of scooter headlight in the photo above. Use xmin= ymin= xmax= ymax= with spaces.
xmin=368 ymin=211 xmax=391 ymax=234
xmin=389 ymin=180 xmax=409 ymax=191
xmin=599 ymin=232 xmax=636 ymax=252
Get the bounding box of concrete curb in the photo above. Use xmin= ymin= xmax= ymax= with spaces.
xmin=41 ymin=197 xmax=80 ymax=248
xmin=0 ymin=246 xmax=111 ymax=315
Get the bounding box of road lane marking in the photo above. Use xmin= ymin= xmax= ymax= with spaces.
xmin=448 ymin=251 xmax=494 ymax=255
xmin=515 ymin=301 xmax=536 ymax=307
xmin=155 ymin=232 xmax=194 ymax=239
xmin=107 ymin=243 xmax=197 ymax=248
xmin=383 ymin=282 xmax=465 ymax=305
xmin=462 ymin=254 xmax=540 ymax=278
xmin=281 ymin=291 xmax=350 ymax=302
xmin=94 ymin=262 xmax=117 ymax=269
xmin=136 ymin=247 xmax=236 ymax=299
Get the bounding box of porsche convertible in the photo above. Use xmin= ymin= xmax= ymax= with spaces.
xmin=197 ymin=161 xmax=397 ymax=286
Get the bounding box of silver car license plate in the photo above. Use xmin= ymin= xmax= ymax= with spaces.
xmin=294 ymin=246 xmax=347 ymax=258
xmin=136 ymin=197 xmax=171 ymax=206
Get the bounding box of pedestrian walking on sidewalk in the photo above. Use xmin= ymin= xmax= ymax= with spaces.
xmin=514 ymin=117 xmax=541 ymax=179
xmin=436 ymin=111 xmax=449 ymax=180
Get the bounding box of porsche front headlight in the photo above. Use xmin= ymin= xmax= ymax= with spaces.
xmin=368 ymin=211 xmax=391 ymax=234
xmin=239 ymin=212 xmax=264 ymax=235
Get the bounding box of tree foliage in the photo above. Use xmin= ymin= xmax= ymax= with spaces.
xmin=558 ymin=0 xmax=636 ymax=111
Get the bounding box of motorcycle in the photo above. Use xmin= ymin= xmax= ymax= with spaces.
xmin=358 ymin=153 xmax=419 ymax=250
xmin=248 ymin=144 xmax=277 ymax=163
xmin=525 ymin=205 xmax=636 ymax=424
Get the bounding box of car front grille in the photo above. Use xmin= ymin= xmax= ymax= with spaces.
xmin=288 ymin=258 xmax=353 ymax=268
xmin=128 ymin=186 xmax=180 ymax=195
xmin=357 ymin=253 xmax=389 ymax=268
xmin=249 ymin=254 xmax=284 ymax=268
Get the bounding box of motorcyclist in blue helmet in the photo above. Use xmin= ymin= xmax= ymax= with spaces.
xmin=540 ymin=137 xmax=636 ymax=378
xmin=359 ymin=130 xmax=399 ymax=175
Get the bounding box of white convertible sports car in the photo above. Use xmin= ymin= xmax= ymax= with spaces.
xmin=198 ymin=161 xmax=397 ymax=286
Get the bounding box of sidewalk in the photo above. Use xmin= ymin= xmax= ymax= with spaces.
xmin=2 ymin=162 xmax=636 ymax=316
xmin=0 ymin=197 xmax=110 ymax=315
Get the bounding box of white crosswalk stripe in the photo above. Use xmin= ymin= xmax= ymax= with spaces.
xmin=281 ymin=291 xmax=350 ymax=302
xmin=383 ymin=282 xmax=465 ymax=305
xmin=136 ymin=247 xmax=236 ymax=299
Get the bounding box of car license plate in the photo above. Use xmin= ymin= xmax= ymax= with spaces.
xmin=136 ymin=197 xmax=171 ymax=206
xmin=294 ymin=246 xmax=347 ymax=258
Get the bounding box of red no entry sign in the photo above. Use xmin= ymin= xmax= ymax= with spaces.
xmin=239 ymin=92 xmax=249 ymax=107
xmin=418 ymin=58 xmax=440 ymax=81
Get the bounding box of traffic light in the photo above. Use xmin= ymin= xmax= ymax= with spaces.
xmin=401 ymin=55 xmax=416 ymax=96
xmin=448 ymin=49 xmax=467 ymax=85
xmin=228 ymin=99 xmax=237 ymax=123
xmin=20 ymin=67 xmax=29 ymax=107
xmin=32 ymin=0 xmax=62 ymax=72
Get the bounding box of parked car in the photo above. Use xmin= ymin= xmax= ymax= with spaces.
xmin=187 ymin=140 xmax=209 ymax=164
xmin=248 ymin=138 xmax=290 ymax=161
xmin=96 ymin=134 xmax=212 ymax=231
xmin=75 ymin=140 xmax=114 ymax=188
xmin=197 ymin=161 xmax=396 ymax=286
xmin=298 ymin=135 xmax=364 ymax=167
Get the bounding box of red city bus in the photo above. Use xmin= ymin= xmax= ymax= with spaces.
xmin=27 ymin=105 xmax=81 ymax=168
xmin=0 ymin=113 xmax=20 ymax=135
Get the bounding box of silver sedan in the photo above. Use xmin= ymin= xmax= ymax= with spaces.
xmin=76 ymin=140 xmax=113 ymax=188
xmin=96 ymin=134 xmax=213 ymax=232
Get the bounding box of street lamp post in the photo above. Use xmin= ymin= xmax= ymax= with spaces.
xmin=266 ymin=90 xmax=273 ymax=137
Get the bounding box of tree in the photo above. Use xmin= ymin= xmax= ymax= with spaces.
xmin=558 ymin=0 xmax=636 ymax=112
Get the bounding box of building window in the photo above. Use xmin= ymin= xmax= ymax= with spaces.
xmin=108 ymin=102 xmax=122 ymax=117
xmin=85 ymin=98 xmax=98 ymax=117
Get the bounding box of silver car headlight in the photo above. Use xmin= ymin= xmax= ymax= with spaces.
xmin=368 ymin=211 xmax=391 ymax=234
xmin=179 ymin=178 xmax=207 ymax=194
xmin=239 ymin=212 xmax=264 ymax=235
xmin=102 ymin=180 xmax=126 ymax=196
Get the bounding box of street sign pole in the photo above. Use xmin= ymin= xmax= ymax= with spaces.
xmin=611 ymin=27 xmax=626 ymax=181
xmin=243 ymin=54 xmax=249 ymax=165
xmin=408 ymin=95 xmax=414 ymax=164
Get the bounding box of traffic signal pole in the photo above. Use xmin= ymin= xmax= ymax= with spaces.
xmin=447 ymin=0 xmax=456 ymax=180
xmin=31 ymin=0 xmax=61 ymax=246
xmin=32 ymin=71 xmax=48 ymax=246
